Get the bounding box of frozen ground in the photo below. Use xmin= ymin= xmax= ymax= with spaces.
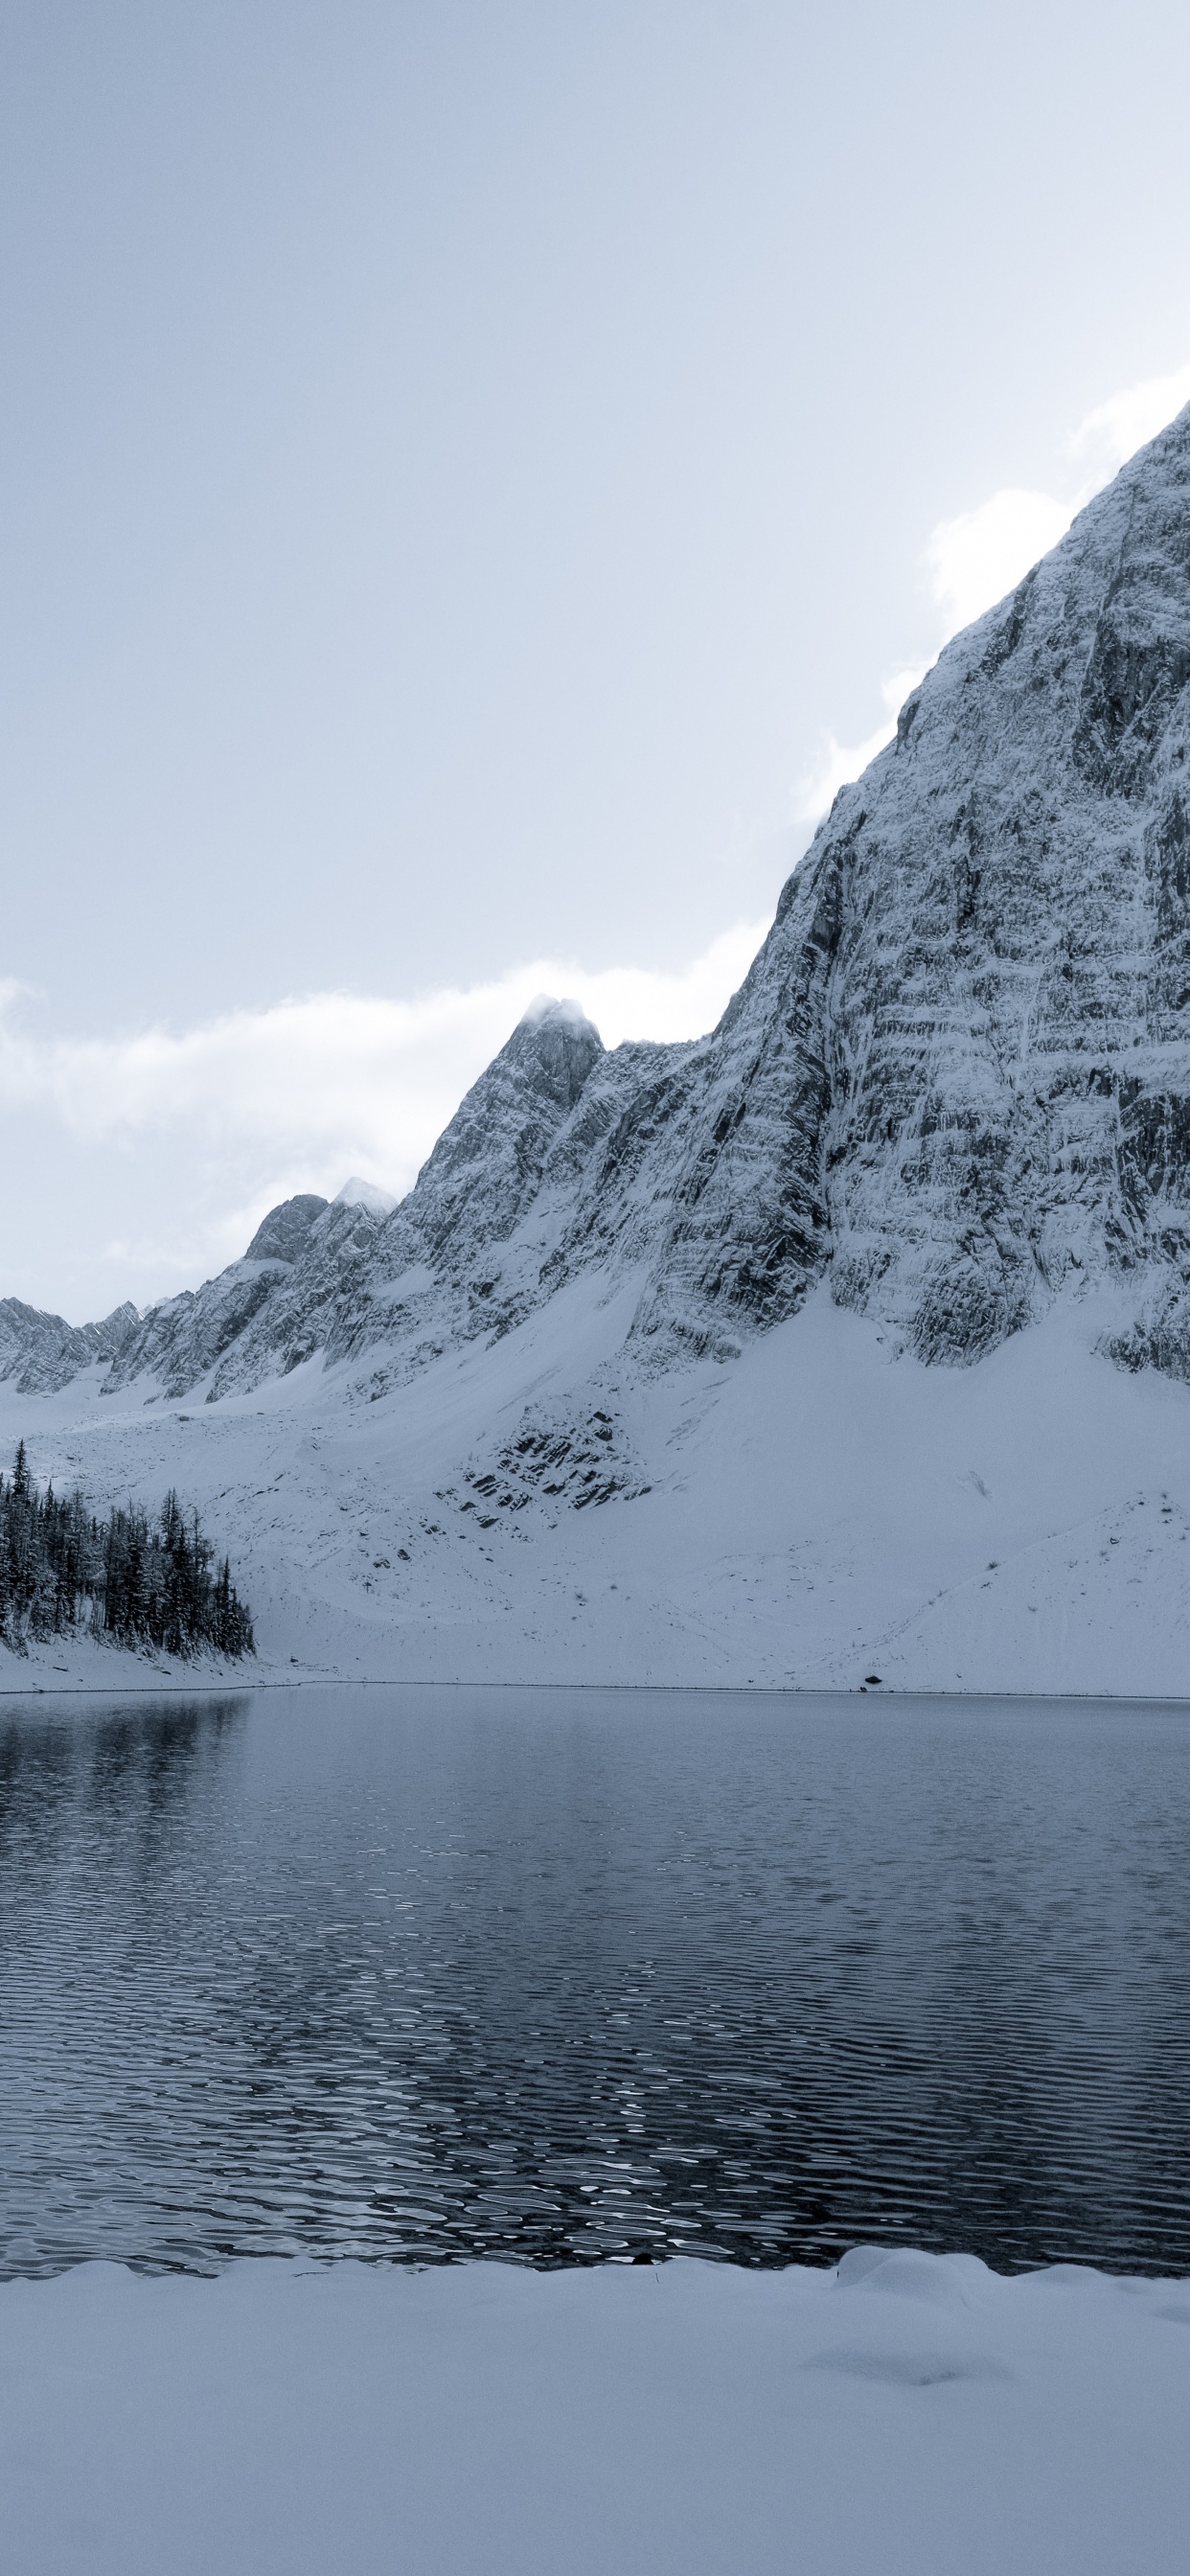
xmin=3 ymin=2249 xmax=1188 ymax=2575
xmin=5 ymin=1277 xmax=1190 ymax=1697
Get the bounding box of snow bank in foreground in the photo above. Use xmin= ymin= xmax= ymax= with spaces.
xmin=3 ymin=2251 xmax=1187 ymax=2574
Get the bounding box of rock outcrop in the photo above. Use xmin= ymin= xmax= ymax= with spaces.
xmin=0 ymin=1299 xmax=138 ymax=1397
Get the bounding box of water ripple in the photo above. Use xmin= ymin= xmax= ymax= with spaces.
xmin=1 ymin=1685 xmax=1189 ymax=2277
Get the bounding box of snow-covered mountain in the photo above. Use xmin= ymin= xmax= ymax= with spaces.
xmin=7 ymin=405 xmax=1190 ymax=1694
xmin=0 ymin=1297 xmax=138 ymax=1397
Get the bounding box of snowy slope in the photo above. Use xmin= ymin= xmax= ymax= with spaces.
xmin=7 ymin=406 xmax=1190 ymax=1691
xmin=7 ymin=1275 xmax=1190 ymax=1697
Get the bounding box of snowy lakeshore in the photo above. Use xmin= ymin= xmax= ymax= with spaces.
xmin=4 ymin=2249 xmax=1189 ymax=2576
xmin=4 ymin=1681 xmax=1187 ymax=2575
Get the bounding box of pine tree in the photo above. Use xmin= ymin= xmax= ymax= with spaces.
xmin=0 ymin=1447 xmax=254 ymax=1660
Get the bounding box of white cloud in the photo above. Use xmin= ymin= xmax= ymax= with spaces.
xmin=792 ymin=667 xmax=927 ymax=826
xmin=794 ymin=361 xmax=1190 ymax=826
xmin=924 ymin=489 xmax=1074 ymax=640
xmin=0 ymin=923 xmax=768 ymax=1301
xmin=1070 ymin=363 xmax=1190 ymax=484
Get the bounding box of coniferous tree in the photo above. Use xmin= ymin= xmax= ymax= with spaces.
xmin=0 ymin=1449 xmax=254 ymax=1659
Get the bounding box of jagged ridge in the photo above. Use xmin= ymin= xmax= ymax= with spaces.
xmin=9 ymin=402 xmax=1190 ymax=1401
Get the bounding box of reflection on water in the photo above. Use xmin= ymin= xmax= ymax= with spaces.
xmin=1 ymin=1683 xmax=1188 ymax=2278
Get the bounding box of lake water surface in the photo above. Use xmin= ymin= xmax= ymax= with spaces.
xmin=1 ymin=1683 xmax=1188 ymax=2277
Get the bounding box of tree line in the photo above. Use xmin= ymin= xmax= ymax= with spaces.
xmin=0 ymin=1442 xmax=255 ymax=1660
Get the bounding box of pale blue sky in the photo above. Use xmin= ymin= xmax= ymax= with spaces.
xmin=3 ymin=0 xmax=1190 ymax=1311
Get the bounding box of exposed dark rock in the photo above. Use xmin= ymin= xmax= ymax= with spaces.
xmin=244 ymin=1195 xmax=329 ymax=1262
xmin=466 ymin=1405 xmax=650 ymax=1515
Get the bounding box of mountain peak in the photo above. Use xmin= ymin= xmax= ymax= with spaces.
xmin=333 ymin=1178 xmax=399 ymax=1217
xmin=243 ymin=1195 xmax=329 ymax=1264
xmin=515 ymin=993 xmax=601 ymax=1040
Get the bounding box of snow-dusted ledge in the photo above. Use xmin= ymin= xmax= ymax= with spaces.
xmin=3 ymin=2250 xmax=1187 ymax=2574
xmin=0 ymin=1635 xmax=263 ymax=1694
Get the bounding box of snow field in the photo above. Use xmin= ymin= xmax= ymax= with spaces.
xmin=3 ymin=2248 xmax=1188 ymax=2575
xmin=6 ymin=1281 xmax=1190 ymax=1696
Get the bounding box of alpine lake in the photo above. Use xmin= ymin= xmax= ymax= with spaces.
xmin=2 ymin=1682 xmax=1188 ymax=2278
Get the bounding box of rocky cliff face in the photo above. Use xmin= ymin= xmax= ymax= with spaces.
xmin=806 ymin=404 xmax=1190 ymax=1372
xmin=0 ymin=1299 xmax=138 ymax=1397
xmin=10 ymin=402 xmax=1190 ymax=1404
